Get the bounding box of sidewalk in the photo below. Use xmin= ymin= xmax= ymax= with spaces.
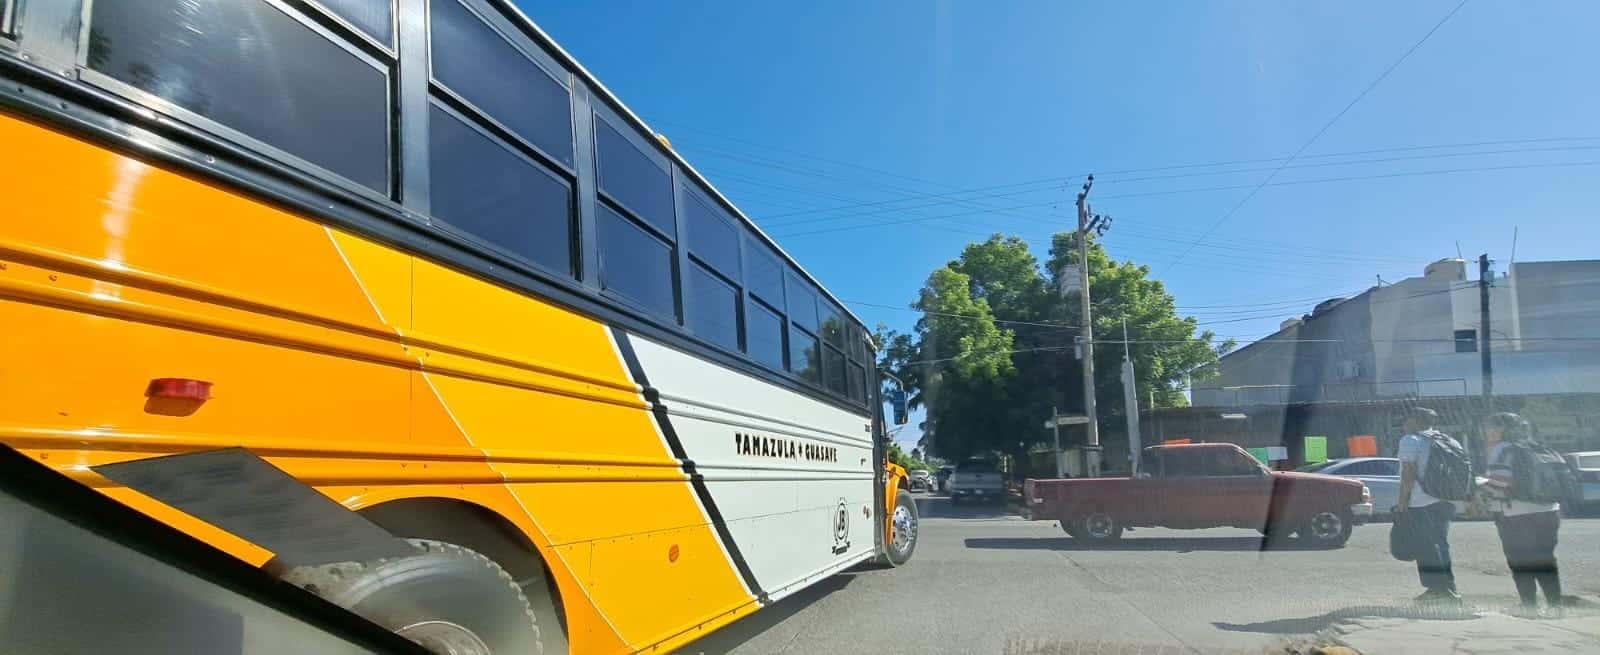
xmin=1329 ymin=606 xmax=1600 ymax=654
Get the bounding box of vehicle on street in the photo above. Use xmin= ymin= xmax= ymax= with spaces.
xmin=948 ymin=459 xmax=1006 ymax=504
xmin=1564 ymin=451 xmax=1600 ymax=515
xmin=1025 ymin=443 xmax=1373 ymax=548
xmin=908 ymin=469 xmax=934 ymax=491
xmin=1296 ymin=458 xmax=1401 ymax=518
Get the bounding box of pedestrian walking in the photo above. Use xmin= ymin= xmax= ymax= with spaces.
xmin=1395 ymin=407 xmax=1471 ymax=605
xmin=1481 ymin=412 xmax=1571 ymax=616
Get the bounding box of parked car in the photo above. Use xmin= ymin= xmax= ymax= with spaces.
xmin=1025 ymin=443 xmax=1372 ymax=548
xmin=908 ymin=469 xmax=933 ymax=491
xmin=1564 ymin=451 xmax=1600 ymax=515
xmin=948 ymin=459 xmax=1004 ymax=504
xmin=935 ymin=466 xmax=955 ymax=492
xmin=1296 ymin=457 xmax=1400 ymax=518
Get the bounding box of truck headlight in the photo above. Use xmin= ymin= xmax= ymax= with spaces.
xmin=1361 ymin=485 xmax=1372 ymax=503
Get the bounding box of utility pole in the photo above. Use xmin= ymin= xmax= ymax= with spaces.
xmin=1050 ymin=405 xmax=1062 ymax=478
xmin=1478 ymin=254 xmax=1494 ymax=406
xmin=1075 ymin=176 xmax=1101 ymax=477
xmin=1121 ymin=319 xmax=1141 ymax=475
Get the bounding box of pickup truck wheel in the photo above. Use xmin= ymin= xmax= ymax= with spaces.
xmin=1298 ymin=508 xmax=1354 ymax=548
xmin=1060 ymin=521 xmax=1083 ymax=539
xmin=1076 ymin=511 xmax=1123 ymax=541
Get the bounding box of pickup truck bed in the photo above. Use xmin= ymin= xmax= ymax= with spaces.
xmin=1025 ymin=444 xmax=1372 ymax=547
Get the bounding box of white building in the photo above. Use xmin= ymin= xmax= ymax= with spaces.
xmin=1193 ymin=258 xmax=1600 ymax=407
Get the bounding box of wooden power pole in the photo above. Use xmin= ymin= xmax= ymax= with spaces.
xmin=1075 ymin=177 xmax=1101 ymax=476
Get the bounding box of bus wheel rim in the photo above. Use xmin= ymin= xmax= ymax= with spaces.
xmin=892 ymin=504 xmax=916 ymax=551
xmin=397 ymin=620 xmax=492 ymax=655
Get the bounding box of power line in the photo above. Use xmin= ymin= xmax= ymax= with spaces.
xmin=1156 ymin=0 xmax=1471 ymax=275
xmin=769 ymin=159 xmax=1600 ymax=238
xmin=1096 ymin=144 xmax=1600 ymax=188
xmin=895 ymin=335 xmax=1600 ymax=367
xmin=756 ymin=141 xmax=1599 ymax=232
xmin=675 ymin=127 xmax=1598 ymax=224
xmin=842 ymin=299 xmax=1079 ymax=330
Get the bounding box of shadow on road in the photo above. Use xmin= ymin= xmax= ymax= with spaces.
xmin=964 ymin=535 xmax=1331 ymax=553
xmin=916 ymin=494 xmax=1019 ymax=520
xmin=1212 ymin=604 xmax=1482 ymax=635
xmin=677 ymin=569 xmax=861 ymax=654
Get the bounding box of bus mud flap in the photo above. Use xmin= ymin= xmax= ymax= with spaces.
xmin=93 ymin=448 xmax=415 ymax=568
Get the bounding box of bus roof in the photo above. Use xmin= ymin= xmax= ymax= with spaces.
xmin=488 ymin=1 xmax=869 ymax=334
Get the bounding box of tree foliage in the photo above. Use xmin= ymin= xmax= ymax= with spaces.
xmin=879 ymin=232 xmax=1233 ymax=464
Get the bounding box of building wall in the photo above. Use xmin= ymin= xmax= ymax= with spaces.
xmin=1514 ymin=260 xmax=1600 ymax=353
xmin=1198 ymin=258 xmax=1600 ymax=406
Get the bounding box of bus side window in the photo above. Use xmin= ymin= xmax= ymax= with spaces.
xmin=86 ymin=0 xmax=390 ymax=194
xmin=684 ymin=263 xmax=739 ymax=352
xmin=314 ymin=0 xmax=393 ymax=46
xmin=597 ymin=203 xmax=676 ymax=319
xmin=684 ymin=192 xmax=742 ymax=352
xmin=428 ymin=103 xmax=575 ymax=276
xmin=786 ymin=273 xmax=821 ymax=384
xmin=429 ymin=0 xmax=573 ymax=167
xmin=745 ymin=301 xmax=786 ymax=370
xmin=744 ymin=237 xmax=788 ymax=371
xmin=595 ymin=119 xmax=675 ymax=237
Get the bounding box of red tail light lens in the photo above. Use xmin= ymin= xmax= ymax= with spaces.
xmin=145 ymin=378 xmax=212 ymax=401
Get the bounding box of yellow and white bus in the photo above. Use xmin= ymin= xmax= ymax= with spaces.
xmin=0 ymin=1 xmax=917 ymax=653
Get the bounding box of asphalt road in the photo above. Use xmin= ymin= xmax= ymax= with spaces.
xmin=682 ymin=492 xmax=1600 ymax=654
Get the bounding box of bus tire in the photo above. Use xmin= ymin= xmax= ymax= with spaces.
xmin=885 ymin=489 xmax=919 ymax=566
xmin=302 ymin=539 xmax=549 ymax=655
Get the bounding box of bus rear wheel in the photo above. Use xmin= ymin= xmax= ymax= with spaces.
xmin=294 ymin=539 xmax=550 ymax=654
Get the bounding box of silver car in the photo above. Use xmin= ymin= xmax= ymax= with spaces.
xmin=1565 ymin=451 xmax=1600 ymax=514
xmin=1296 ymin=457 xmax=1400 ymax=518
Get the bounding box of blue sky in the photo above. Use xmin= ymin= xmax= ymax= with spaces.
xmin=517 ymin=1 xmax=1600 ymax=453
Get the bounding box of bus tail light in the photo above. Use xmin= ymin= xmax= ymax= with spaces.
xmin=146 ymin=378 xmax=212 ymax=400
xmin=144 ymin=378 xmax=212 ymax=417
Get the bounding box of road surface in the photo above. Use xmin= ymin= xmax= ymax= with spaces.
xmin=682 ymin=493 xmax=1600 ymax=654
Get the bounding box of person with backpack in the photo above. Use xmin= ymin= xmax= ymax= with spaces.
xmin=1395 ymin=407 xmax=1471 ymax=604
xmin=1482 ymin=412 xmax=1571 ymax=616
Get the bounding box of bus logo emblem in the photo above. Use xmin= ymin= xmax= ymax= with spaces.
xmin=832 ymin=497 xmax=851 ymax=554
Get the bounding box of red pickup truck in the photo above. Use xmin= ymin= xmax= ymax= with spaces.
xmin=1024 ymin=443 xmax=1373 ymax=548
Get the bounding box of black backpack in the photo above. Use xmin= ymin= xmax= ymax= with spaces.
xmin=1505 ymin=442 xmax=1579 ymax=504
xmin=1418 ymin=430 xmax=1473 ymax=501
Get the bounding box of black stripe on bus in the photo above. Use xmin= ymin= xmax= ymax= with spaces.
xmin=609 ymin=326 xmax=768 ymax=603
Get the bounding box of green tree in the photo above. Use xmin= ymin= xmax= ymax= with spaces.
xmin=882 ymin=232 xmax=1231 ymax=465
xmin=1046 ymin=232 xmax=1235 ymax=414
